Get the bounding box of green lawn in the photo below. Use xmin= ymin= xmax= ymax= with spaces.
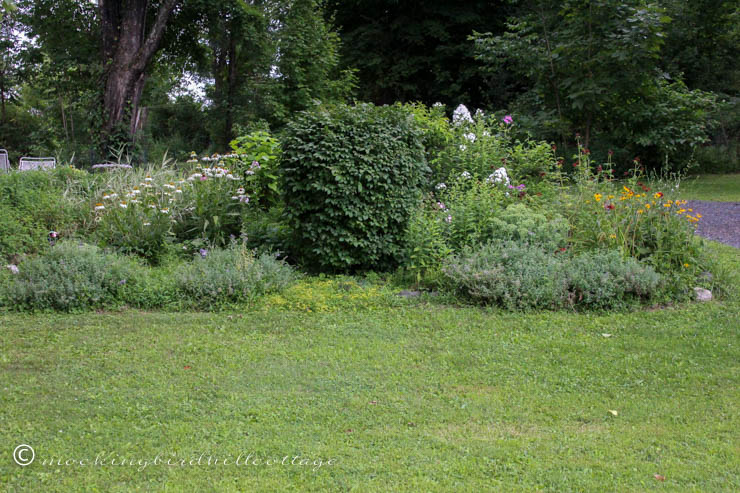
xmin=677 ymin=173 xmax=740 ymax=202
xmin=1 ymin=242 xmax=739 ymax=492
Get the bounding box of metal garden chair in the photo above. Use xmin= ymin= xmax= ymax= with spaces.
xmin=18 ymin=157 xmax=56 ymax=171
xmin=0 ymin=149 xmax=9 ymax=172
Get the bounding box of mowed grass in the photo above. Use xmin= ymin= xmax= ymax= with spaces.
xmin=678 ymin=173 xmax=740 ymax=202
xmin=0 ymin=242 xmax=738 ymax=492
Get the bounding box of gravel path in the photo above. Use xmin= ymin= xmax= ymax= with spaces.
xmin=688 ymin=200 xmax=740 ymax=248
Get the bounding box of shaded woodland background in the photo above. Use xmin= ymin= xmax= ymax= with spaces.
xmin=0 ymin=0 xmax=738 ymax=172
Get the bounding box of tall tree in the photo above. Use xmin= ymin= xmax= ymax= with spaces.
xmin=327 ymin=0 xmax=510 ymax=109
xmin=100 ymin=0 xmax=180 ymax=140
xmin=0 ymin=4 xmax=20 ymax=121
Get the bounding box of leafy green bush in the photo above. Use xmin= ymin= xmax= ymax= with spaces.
xmin=398 ymin=102 xmax=454 ymax=174
xmin=174 ymin=243 xmax=297 ymax=309
xmin=0 ymin=242 xmax=139 ymax=312
xmin=281 ymin=103 xmax=428 ymax=271
xmin=443 ymin=241 xmax=662 ymax=310
xmin=241 ymin=207 xmax=292 ymax=255
xmin=226 ymin=130 xmax=282 ymax=207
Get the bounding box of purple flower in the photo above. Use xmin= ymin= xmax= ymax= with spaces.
xmin=503 ymin=115 xmax=513 ymax=125
xmin=118 ymin=279 xmax=127 ymax=285
xmin=199 ymin=248 xmax=208 ymax=258
xmin=516 ymin=184 xmax=526 ymax=191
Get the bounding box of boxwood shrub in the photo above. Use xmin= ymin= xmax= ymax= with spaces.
xmin=281 ymin=103 xmax=428 ymax=272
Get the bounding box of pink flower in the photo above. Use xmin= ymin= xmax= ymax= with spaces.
xmin=200 ymin=175 xmax=207 ymax=181
xmin=503 ymin=115 xmax=513 ymax=125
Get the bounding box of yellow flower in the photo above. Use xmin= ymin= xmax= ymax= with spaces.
xmin=608 ymin=195 xmax=615 ymax=199
xmin=696 ymin=213 xmax=702 ymax=218
xmin=663 ymin=203 xmax=671 ymax=208
xmin=683 ymin=263 xmax=690 ymax=268
xmin=677 ymin=209 xmax=686 ymax=214
xmin=645 ymin=203 xmax=651 ymax=209
xmin=594 ymin=193 xmax=602 ymax=202
xmin=609 ymin=234 xmax=617 ymax=239
xmin=637 ymin=209 xmax=644 ymax=214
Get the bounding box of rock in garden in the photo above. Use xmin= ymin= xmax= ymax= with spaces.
xmin=699 ymin=271 xmax=714 ymax=282
xmin=693 ymin=287 xmax=713 ymax=302
xmin=397 ymin=290 xmax=422 ymax=298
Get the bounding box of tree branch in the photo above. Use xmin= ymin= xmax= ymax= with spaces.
xmin=135 ymin=0 xmax=180 ymax=71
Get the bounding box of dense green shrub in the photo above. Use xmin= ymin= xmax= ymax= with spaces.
xmin=174 ymin=243 xmax=297 ymax=308
xmin=0 ymin=167 xmax=93 ymax=260
xmin=241 ymin=207 xmax=292 ymax=255
xmin=443 ymin=241 xmax=662 ymax=310
xmin=0 ymin=242 xmax=140 ymax=312
xmin=281 ymin=103 xmax=428 ymax=271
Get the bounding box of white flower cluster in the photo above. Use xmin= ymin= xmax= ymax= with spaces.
xmin=187 ymin=166 xmax=238 ymax=181
xmin=452 ymin=104 xmax=474 ymax=126
xmin=461 ymin=171 xmax=472 ymax=179
xmin=435 ymin=183 xmax=447 ymax=190
xmin=97 ymin=175 xmax=187 ymax=214
xmin=487 ymin=167 xmax=510 ymax=186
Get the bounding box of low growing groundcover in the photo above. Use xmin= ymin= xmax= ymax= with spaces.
xmin=0 ymin=242 xmax=738 ymax=492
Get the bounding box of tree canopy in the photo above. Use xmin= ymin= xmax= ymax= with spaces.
xmin=0 ymin=0 xmax=736 ymax=168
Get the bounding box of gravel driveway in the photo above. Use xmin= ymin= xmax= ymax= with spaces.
xmin=688 ymin=200 xmax=740 ymax=248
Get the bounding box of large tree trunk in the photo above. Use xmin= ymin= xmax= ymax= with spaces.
xmin=100 ymin=0 xmax=179 ymax=139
